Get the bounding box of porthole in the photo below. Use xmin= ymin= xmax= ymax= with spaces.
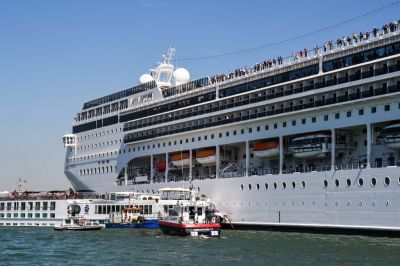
xmin=265 ymin=183 xmax=269 ymax=190
xmin=371 ymin=177 xmax=377 ymax=187
xmin=292 ymin=181 xmax=296 ymax=189
xmin=359 ymin=201 xmax=363 ymax=206
xmin=384 ymin=176 xmax=390 ymax=186
xmin=282 ymin=182 xmax=286 ymax=189
xmin=301 ymin=181 xmax=305 ymax=189
xmin=335 ymin=201 xmax=339 ymax=206
xmin=248 ymin=184 xmax=252 ymax=190
xmin=372 ymin=201 xmax=376 ymax=207
xmin=240 ymin=184 xmax=243 ymax=191
xmin=346 ymin=201 xmax=351 ymax=207
xmin=346 ymin=179 xmax=351 ymax=187
xmin=335 ymin=179 xmax=340 ymax=187
xmin=256 ymin=183 xmax=260 ymax=190
xmin=385 ymin=200 xmax=389 ymax=206
xmin=398 ymin=177 xmax=400 ymax=185
xmin=323 ymin=180 xmax=328 ymax=188
xmin=358 ymin=178 xmax=364 ymax=187
xmin=273 ymin=183 xmax=277 ymax=189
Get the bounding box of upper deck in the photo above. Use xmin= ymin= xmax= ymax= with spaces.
xmin=71 ymin=23 xmax=400 ymax=135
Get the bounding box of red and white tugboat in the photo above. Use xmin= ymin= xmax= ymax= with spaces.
xmin=157 ymin=188 xmax=221 ymax=237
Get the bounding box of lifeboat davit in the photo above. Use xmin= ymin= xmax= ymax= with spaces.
xmin=253 ymin=141 xmax=280 ymax=158
xmin=155 ymin=161 xmax=166 ymax=171
xmin=170 ymin=153 xmax=191 ymax=168
xmin=196 ymin=149 xmax=217 ymax=166
xmin=290 ymin=131 xmax=331 ymax=158
xmin=378 ymin=123 xmax=400 ymax=149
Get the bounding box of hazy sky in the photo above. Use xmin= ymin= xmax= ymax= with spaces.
xmin=0 ymin=0 xmax=399 ymax=191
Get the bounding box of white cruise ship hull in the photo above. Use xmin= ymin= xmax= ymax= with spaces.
xmin=63 ymin=28 xmax=400 ymax=233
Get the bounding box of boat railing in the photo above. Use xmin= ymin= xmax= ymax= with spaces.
xmin=210 ymin=25 xmax=400 ymax=86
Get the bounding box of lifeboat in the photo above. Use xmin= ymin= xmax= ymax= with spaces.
xmin=253 ymin=141 xmax=280 ymax=158
xmin=196 ymin=149 xmax=217 ymax=165
xmin=289 ymin=131 xmax=331 ymax=158
xmin=378 ymin=123 xmax=400 ymax=149
xmin=170 ymin=153 xmax=191 ymax=168
xmin=155 ymin=161 xmax=166 ymax=171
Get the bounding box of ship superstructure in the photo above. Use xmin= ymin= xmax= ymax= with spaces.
xmin=63 ymin=24 xmax=400 ymax=232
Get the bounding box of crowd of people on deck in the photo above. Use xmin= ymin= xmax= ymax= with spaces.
xmin=209 ymin=20 xmax=400 ymax=85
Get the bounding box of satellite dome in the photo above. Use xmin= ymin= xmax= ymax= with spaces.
xmin=173 ymin=68 xmax=190 ymax=85
xmin=139 ymin=74 xmax=154 ymax=84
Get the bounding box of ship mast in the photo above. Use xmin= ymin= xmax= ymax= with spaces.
xmin=151 ymin=46 xmax=176 ymax=89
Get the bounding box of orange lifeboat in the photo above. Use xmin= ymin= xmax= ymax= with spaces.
xmin=155 ymin=161 xmax=166 ymax=171
xmin=170 ymin=153 xmax=191 ymax=168
xmin=196 ymin=149 xmax=217 ymax=165
xmin=253 ymin=141 xmax=280 ymax=158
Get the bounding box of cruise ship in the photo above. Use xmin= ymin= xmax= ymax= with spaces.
xmin=63 ymin=22 xmax=400 ymax=233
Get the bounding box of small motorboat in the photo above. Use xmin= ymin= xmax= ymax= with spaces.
xmin=106 ymin=207 xmax=158 ymax=229
xmin=54 ymin=218 xmax=103 ymax=231
xmin=158 ymin=188 xmax=221 ymax=237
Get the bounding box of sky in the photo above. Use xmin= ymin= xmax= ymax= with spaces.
xmin=0 ymin=0 xmax=399 ymax=191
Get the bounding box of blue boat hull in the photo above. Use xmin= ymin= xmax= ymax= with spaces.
xmin=105 ymin=219 xmax=158 ymax=229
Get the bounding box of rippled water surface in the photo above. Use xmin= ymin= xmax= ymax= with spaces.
xmin=1 ymin=227 xmax=400 ymax=265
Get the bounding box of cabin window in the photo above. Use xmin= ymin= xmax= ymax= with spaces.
xmin=335 ymin=179 xmax=339 ymax=187
xmin=346 ymin=179 xmax=351 ymax=187
xmin=371 ymin=177 xmax=377 ymax=187
xmin=324 ymin=115 xmax=329 ymax=121
xmin=265 ymin=125 xmax=269 ymax=130
xmin=371 ymin=106 xmax=377 ymax=113
xmin=323 ymin=180 xmax=328 ymax=188
xmin=274 ymin=123 xmax=278 ymax=129
xmin=359 ymin=109 xmax=364 ymax=115
xmin=384 ymin=104 xmax=391 ymax=111
xmin=302 ymin=119 xmax=306 ymax=124
xmin=347 ymin=111 xmax=352 ymax=117
xmin=384 ymin=176 xmax=390 ymax=186
xmin=312 ymin=117 xmax=316 ymax=123
xmin=358 ymin=178 xmax=364 ymax=187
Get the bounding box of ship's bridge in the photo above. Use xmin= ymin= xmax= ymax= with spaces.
xmin=62 ymin=133 xmax=76 ymax=148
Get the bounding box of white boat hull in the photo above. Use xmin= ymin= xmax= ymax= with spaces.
xmin=292 ymin=150 xmax=328 ymax=159
xmin=386 ymin=142 xmax=400 ymax=149
xmin=171 ymin=159 xmax=191 ymax=168
xmin=253 ymin=148 xmax=280 ymax=158
xmin=196 ymin=155 xmax=216 ymax=165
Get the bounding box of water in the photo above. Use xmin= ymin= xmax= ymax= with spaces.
xmin=1 ymin=228 xmax=400 ymax=265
